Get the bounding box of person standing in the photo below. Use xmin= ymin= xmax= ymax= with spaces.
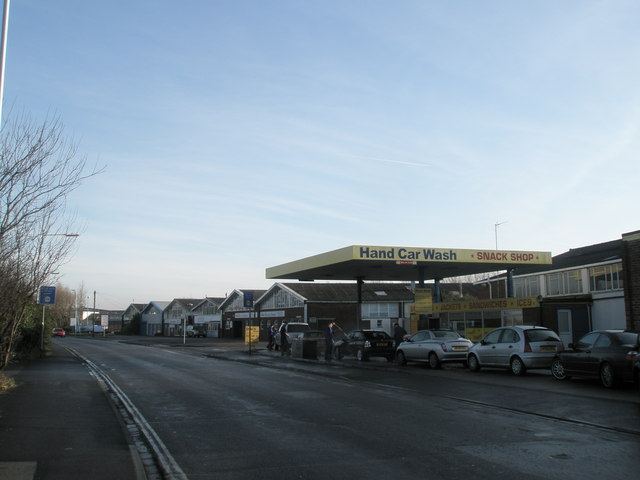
xmin=325 ymin=322 xmax=335 ymax=361
xmin=393 ymin=322 xmax=407 ymax=348
xmin=267 ymin=324 xmax=275 ymax=351
xmin=279 ymin=321 xmax=290 ymax=356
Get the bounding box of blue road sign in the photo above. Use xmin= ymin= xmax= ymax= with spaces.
xmin=38 ymin=286 xmax=56 ymax=305
xmin=243 ymin=291 xmax=254 ymax=308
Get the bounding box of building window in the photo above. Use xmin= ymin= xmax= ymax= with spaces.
xmin=361 ymin=303 xmax=399 ymax=318
xmin=546 ymin=270 xmax=583 ymax=296
xmin=589 ymin=263 xmax=623 ymax=292
xmin=514 ymin=276 xmax=540 ymax=297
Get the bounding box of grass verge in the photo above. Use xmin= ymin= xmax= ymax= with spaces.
xmin=0 ymin=373 xmax=17 ymax=393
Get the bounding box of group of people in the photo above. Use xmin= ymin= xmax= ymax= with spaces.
xmin=266 ymin=322 xmax=287 ymax=354
xmin=264 ymin=320 xmax=408 ymax=360
xmin=265 ymin=321 xmax=340 ymax=359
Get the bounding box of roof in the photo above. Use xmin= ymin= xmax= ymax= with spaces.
xmin=512 ymin=239 xmax=623 ymax=276
xmin=266 ymin=245 xmax=552 ymax=282
xmin=276 ymin=282 xmax=415 ymax=302
xmin=192 ymin=297 xmax=226 ymax=310
xmin=218 ymin=289 xmax=268 ymax=310
xmin=141 ymin=301 xmax=171 ymax=314
xmin=125 ymin=303 xmax=147 ymax=312
xmin=167 ymin=298 xmax=204 ymax=310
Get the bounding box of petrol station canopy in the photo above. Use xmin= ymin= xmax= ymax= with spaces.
xmin=266 ymin=245 xmax=552 ymax=282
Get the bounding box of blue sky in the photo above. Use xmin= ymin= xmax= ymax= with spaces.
xmin=5 ymin=1 xmax=639 ymax=309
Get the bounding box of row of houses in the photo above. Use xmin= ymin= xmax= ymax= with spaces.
xmin=106 ymin=231 xmax=639 ymax=344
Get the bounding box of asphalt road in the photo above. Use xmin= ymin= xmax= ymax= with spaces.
xmin=61 ymin=336 xmax=640 ymax=480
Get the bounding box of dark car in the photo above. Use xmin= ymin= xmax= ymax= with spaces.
xmin=333 ymin=330 xmax=395 ymax=362
xmin=634 ymin=355 xmax=640 ymax=392
xmin=550 ymin=330 xmax=639 ymax=388
xmin=186 ymin=325 xmax=207 ymax=338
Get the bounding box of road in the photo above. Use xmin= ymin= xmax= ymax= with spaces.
xmin=60 ymin=336 xmax=639 ymax=480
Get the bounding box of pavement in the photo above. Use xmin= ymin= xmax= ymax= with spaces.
xmin=0 ymin=335 xmax=380 ymax=480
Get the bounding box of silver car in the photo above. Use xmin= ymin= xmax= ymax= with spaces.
xmin=396 ymin=330 xmax=473 ymax=368
xmin=467 ymin=326 xmax=563 ymax=375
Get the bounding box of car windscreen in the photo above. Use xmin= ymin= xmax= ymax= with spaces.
xmin=287 ymin=324 xmax=310 ymax=332
xmin=364 ymin=331 xmax=391 ymax=340
xmin=525 ymin=329 xmax=561 ymax=342
xmin=613 ymin=332 xmax=639 ymax=346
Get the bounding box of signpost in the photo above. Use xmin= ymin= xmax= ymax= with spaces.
xmin=38 ymin=286 xmax=56 ymax=353
xmin=243 ymin=292 xmax=254 ymax=355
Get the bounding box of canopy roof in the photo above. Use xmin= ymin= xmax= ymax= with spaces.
xmin=266 ymin=245 xmax=552 ymax=282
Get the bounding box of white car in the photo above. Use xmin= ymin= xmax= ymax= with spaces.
xmin=275 ymin=322 xmax=310 ymax=347
xmin=396 ymin=330 xmax=472 ymax=368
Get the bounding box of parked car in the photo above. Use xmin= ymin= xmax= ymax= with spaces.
xmin=396 ymin=330 xmax=473 ymax=368
xmin=52 ymin=327 xmax=66 ymax=337
xmin=634 ymin=354 xmax=640 ymax=392
xmin=186 ymin=325 xmax=208 ymax=338
xmin=275 ymin=322 xmax=310 ymax=347
xmin=333 ymin=330 xmax=395 ymax=361
xmin=550 ymin=330 xmax=639 ymax=388
xmin=467 ymin=325 xmax=563 ymax=375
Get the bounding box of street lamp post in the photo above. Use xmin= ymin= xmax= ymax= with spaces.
xmin=0 ymin=0 xmax=10 ymax=127
xmin=71 ymin=289 xmax=78 ymax=334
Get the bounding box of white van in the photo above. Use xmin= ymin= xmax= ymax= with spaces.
xmin=275 ymin=322 xmax=310 ymax=347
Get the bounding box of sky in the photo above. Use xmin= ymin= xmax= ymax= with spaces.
xmin=4 ymin=1 xmax=639 ymax=309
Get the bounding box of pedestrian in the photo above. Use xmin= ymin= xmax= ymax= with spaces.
xmin=393 ymin=322 xmax=407 ymax=348
xmin=325 ymin=322 xmax=335 ymax=360
xmin=267 ymin=324 xmax=275 ymax=351
xmin=279 ymin=321 xmax=290 ymax=356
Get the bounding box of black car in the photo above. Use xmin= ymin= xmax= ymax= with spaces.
xmin=550 ymin=330 xmax=639 ymax=388
xmin=333 ymin=330 xmax=395 ymax=362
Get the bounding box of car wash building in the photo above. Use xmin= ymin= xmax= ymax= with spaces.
xmin=267 ymin=244 xmax=553 ymax=341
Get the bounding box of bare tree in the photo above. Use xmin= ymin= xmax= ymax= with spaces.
xmin=0 ymin=112 xmax=100 ymax=368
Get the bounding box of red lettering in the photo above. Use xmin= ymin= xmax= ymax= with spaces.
xmin=510 ymin=253 xmax=535 ymax=262
xmin=478 ymin=252 xmax=508 ymax=261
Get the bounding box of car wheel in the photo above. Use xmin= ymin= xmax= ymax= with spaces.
xmin=468 ymin=354 xmax=480 ymax=372
xmin=550 ymin=357 xmax=568 ymax=380
xmin=428 ymin=352 xmax=440 ymax=369
xmin=600 ymin=362 xmax=616 ymax=388
xmin=397 ymin=351 xmax=407 ymax=366
xmin=510 ymin=356 xmax=526 ymax=376
xmin=356 ymin=349 xmax=366 ymax=361
xmin=334 ymin=347 xmax=341 ymax=360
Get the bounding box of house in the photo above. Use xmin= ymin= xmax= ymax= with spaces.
xmin=140 ymin=301 xmax=170 ymax=336
xmin=191 ymin=297 xmax=226 ymax=338
xmin=218 ymin=289 xmax=267 ymax=338
xmin=163 ymin=298 xmax=204 ymax=336
xmin=122 ymin=303 xmax=146 ymax=331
